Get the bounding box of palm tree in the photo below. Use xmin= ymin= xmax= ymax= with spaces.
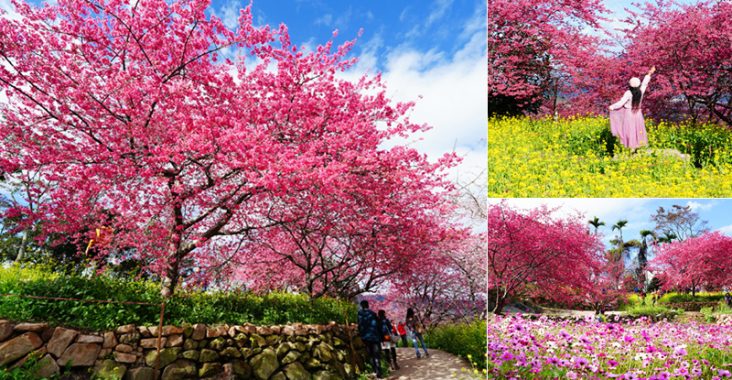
xmin=612 ymin=219 xmax=628 ymax=244
xmin=637 ymin=230 xmax=656 ymax=271
xmin=657 ymin=231 xmax=677 ymax=244
xmin=588 ymin=217 xmax=605 ymax=235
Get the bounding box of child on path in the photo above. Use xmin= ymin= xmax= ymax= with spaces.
xmin=397 ymin=321 xmax=407 ymax=347
xmin=378 ymin=310 xmax=400 ymax=370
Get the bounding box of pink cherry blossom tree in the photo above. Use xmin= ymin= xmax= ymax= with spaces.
xmin=651 ymin=232 xmax=732 ymax=295
xmin=621 ymin=0 xmax=732 ymax=125
xmin=488 ymin=202 xmax=604 ymax=314
xmin=0 ymin=0 xmax=454 ymax=296
xmin=488 ymin=0 xmax=608 ymax=116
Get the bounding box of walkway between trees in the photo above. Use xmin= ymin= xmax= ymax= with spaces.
xmin=386 ymin=348 xmax=473 ymax=380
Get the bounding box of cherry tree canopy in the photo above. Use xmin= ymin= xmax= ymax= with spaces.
xmin=489 ymin=0 xmax=732 ymax=124
xmin=622 ymin=0 xmax=732 ymax=125
xmin=488 ymin=202 xmax=604 ymax=314
xmin=0 ymin=0 xmax=456 ymax=295
xmin=651 ymin=232 xmax=732 ymax=294
xmin=488 ymin=0 xmax=607 ymax=116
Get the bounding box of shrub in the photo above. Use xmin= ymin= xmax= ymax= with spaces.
xmin=658 ymin=292 xmax=724 ymax=304
xmin=426 ymin=319 xmax=487 ymax=371
xmin=624 ymin=304 xmax=681 ymax=320
xmin=0 ymin=264 xmax=356 ymax=330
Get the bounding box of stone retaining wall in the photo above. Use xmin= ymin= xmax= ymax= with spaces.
xmin=0 ymin=320 xmax=366 ymax=379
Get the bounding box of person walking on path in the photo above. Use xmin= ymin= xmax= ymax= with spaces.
xmin=358 ymin=300 xmax=383 ymax=378
xmin=378 ymin=310 xmax=400 ymax=370
xmin=406 ymin=308 xmax=429 ymax=359
xmin=397 ymin=321 xmax=408 ymax=348
xmin=608 ymin=66 xmax=656 ymax=150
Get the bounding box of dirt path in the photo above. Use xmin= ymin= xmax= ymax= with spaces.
xmin=385 ymin=347 xmax=476 ymax=380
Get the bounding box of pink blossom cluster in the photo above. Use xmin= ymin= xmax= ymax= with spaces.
xmin=487 ymin=315 xmax=732 ymax=380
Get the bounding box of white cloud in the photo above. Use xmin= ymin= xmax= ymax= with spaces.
xmin=0 ymin=0 xmax=20 ymax=20
xmin=216 ymin=0 xmax=246 ymax=30
xmin=426 ymin=0 xmax=454 ymax=28
xmin=686 ymin=200 xmax=715 ymax=211
xmin=717 ymin=224 xmax=732 ymax=236
xmin=314 ymin=14 xmax=333 ymax=27
xmin=338 ymin=10 xmax=486 ymax=185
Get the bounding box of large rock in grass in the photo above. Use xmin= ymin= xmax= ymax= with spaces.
xmin=0 ymin=332 xmax=43 ymax=366
xmin=47 ymin=327 xmax=79 ymax=358
xmin=57 ymin=343 xmax=101 ymax=367
xmin=251 ymin=347 xmax=278 ymax=380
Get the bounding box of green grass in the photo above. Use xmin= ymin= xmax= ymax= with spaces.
xmin=623 ymin=304 xmax=681 ymax=320
xmin=426 ymin=319 xmax=487 ymax=372
xmin=0 ymin=264 xmax=357 ymax=330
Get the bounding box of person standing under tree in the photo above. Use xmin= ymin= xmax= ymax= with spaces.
xmin=378 ymin=310 xmax=400 ymax=370
xmin=406 ymin=308 xmax=429 ymax=359
xmin=608 ymin=66 xmax=656 ymax=150
xmin=358 ymin=301 xmax=383 ymax=378
xmin=397 ymin=321 xmax=408 ymax=347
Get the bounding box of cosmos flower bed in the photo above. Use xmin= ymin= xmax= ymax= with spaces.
xmin=487 ymin=315 xmax=732 ymax=379
xmin=488 ymin=117 xmax=732 ymax=197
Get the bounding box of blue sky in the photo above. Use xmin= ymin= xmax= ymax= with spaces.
xmin=598 ymin=0 xmax=702 ymax=40
xmin=495 ymin=199 xmax=732 ymax=254
xmin=211 ymin=0 xmax=483 ymax=71
xmin=206 ymin=0 xmax=487 ymax=188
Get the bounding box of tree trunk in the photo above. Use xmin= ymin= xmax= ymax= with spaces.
xmin=15 ymin=231 xmax=27 ymax=262
xmin=162 ymin=257 xmax=180 ymax=298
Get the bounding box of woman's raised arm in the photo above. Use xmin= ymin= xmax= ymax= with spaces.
xmin=641 ymin=66 xmax=656 ymax=93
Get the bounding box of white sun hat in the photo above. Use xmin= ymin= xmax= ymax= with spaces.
xmin=629 ymin=77 xmax=641 ymax=87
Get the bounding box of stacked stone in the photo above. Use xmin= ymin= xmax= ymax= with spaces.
xmin=0 ymin=320 xmax=365 ymax=380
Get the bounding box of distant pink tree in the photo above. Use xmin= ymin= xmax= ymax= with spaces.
xmin=621 ymin=0 xmax=732 ymax=125
xmin=227 ymin=179 xmax=459 ymax=299
xmin=0 ymin=0 xmax=453 ymax=296
xmin=488 ymin=202 xmax=604 ymax=314
xmin=383 ymin=231 xmax=487 ymax=326
xmin=651 ymin=232 xmax=732 ymax=295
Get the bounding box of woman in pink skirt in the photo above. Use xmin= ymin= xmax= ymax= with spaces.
xmin=608 ymin=66 xmax=656 ymax=149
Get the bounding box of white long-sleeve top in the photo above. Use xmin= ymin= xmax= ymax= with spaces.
xmin=609 ymin=74 xmax=651 ymax=110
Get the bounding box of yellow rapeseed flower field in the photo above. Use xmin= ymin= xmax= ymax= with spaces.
xmin=488 ymin=117 xmax=732 ymax=197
